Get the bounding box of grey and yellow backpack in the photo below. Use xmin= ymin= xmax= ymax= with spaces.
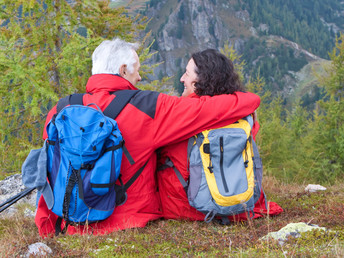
xmin=163 ymin=115 xmax=264 ymax=223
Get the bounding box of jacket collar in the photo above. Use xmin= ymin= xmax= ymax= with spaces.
xmin=86 ymin=74 xmax=138 ymax=94
xmin=186 ymin=93 xmax=199 ymax=98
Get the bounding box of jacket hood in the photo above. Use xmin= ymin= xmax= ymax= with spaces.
xmin=86 ymin=74 xmax=138 ymax=94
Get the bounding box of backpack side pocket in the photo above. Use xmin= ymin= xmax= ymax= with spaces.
xmin=82 ymin=138 xmax=121 ymax=211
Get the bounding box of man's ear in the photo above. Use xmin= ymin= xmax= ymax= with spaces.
xmin=119 ymin=64 xmax=127 ymax=77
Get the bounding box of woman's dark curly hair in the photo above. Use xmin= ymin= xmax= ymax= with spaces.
xmin=191 ymin=49 xmax=245 ymax=96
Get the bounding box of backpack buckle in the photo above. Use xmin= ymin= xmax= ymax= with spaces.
xmin=80 ymin=164 xmax=94 ymax=170
xmin=244 ymin=160 xmax=249 ymax=168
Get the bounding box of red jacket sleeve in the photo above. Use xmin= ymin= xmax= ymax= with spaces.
xmin=252 ymin=121 xmax=260 ymax=141
xmin=153 ymin=91 xmax=260 ymax=148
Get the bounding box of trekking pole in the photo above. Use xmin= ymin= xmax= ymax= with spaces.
xmin=0 ymin=187 xmax=36 ymax=213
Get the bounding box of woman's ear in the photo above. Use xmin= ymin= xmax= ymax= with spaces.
xmin=119 ymin=64 xmax=127 ymax=77
xmin=191 ymin=81 xmax=197 ymax=92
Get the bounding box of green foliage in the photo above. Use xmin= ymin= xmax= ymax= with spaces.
xmin=257 ymin=97 xmax=295 ymax=179
xmin=245 ymin=0 xmax=338 ymax=58
xmin=242 ymin=37 xmax=308 ymax=95
xmin=303 ymin=34 xmax=344 ymax=183
xmin=220 ymin=43 xmax=246 ymax=82
xmin=221 ymin=37 xmax=344 ymax=183
xmin=251 ymin=34 xmax=344 ymax=183
xmin=0 ymin=0 xmax=144 ymax=174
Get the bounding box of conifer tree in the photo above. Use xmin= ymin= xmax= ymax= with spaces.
xmin=307 ymin=34 xmax=344 ymax=182
xmin=220 ymin=43 xmax=246 ymax=82
xmin=0 ymin=0 xmax=144 ymax=173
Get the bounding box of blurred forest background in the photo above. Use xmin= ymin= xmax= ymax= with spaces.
xmin=0 ymin=0 xmax=343 ymax=184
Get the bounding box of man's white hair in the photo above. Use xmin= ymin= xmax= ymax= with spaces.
xmin=92 ymin=38 xmax=140 ymax=75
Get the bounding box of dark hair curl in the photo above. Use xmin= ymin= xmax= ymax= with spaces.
xmin=191 ymin=49 xmax=244 ymax=96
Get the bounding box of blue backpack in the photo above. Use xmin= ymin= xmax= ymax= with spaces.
xmin=46 ymin=90 xmax=143 ymax=234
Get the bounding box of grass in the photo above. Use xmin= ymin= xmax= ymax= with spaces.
xmin=1 ymin=176 xmax=344 ymax=257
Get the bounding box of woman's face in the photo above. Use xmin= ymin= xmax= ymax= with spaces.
xmin=180 ymin=58 xmax=198 ymax=97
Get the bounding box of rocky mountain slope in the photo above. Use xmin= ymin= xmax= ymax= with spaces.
xmin=115 ymin=0 xmax=343 ymax=104
xmin=145 ymin=0 xmax=253 ymax=77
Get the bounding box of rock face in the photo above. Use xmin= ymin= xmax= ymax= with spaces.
xmin=146 ymin=0 xmax=249 ymax=77
xmin=0 ymin=174 xmax=37 ymax=217
xmin=141 ymin=0 xmax=340 ymax=102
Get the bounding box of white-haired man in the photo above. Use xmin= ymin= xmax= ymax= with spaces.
xmin=92 ymin=39 xmax=142 ymax=86
xmin=36 ymin=38 xmax=261 ymax=236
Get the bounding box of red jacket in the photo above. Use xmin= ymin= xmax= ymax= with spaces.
xmin=36 ymin=74 xmax=261 ymax=236
xmin=157 ymin=93 xmax=283 ymax=221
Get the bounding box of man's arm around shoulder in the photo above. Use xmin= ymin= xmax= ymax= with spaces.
xmin=152 ymin=91 xmax=260 ymax=147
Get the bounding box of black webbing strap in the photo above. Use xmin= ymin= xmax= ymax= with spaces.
xmin=76 ymin=169 xmax=84 ymax=201
xmin=115 ymin=160 xmax=148 ymax=205
xmin=55 ymin=217 xmax=63 ymax=236
xmin=91 ymin=181 xmax=116 ymax=188
xmin=158 ymin=157 xmax=188 ymax=194
xmin=123 ymin=160 xmax=148 ymax=192
xmin=122 ymin=144 xmax=135 ymax=165
xmin=104 ymin=140 xmax=135 ymax=165
xmin=103 ymin=90 xmax=139 ymax=119
xmin=56 ymin=168 xmax=80 ymax=236
xmin=56 ymin=93 xmax=84 ymax=113
xmin=104 ymin=142 xmax=123 ymax=153
xmin=62 ymin=170 xmax=77 ymax=219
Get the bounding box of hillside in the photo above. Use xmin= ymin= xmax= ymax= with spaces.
xmin=113 ymin=0 xmax=343 ymax=106
xmin=0 ymin=2 xmax=343 ymax=255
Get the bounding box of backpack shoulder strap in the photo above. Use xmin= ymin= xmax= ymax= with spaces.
xmin=115 ymin=160 xmax=149 ymax=205
xmin=103 ymin=90 xmax=139 ymax=165
xmin=104 ymin=90 xmax=140 ymax=119
xmin=56 ymin=93 xmax=85 ymax=113
xmin=187 ymin=136 xmax=196 ymax=156
xmin=251 ymin=139 xmax=267 ymax=209
xmin=157 ymin=157 xmax=188 ymax=194
xmin=57 ymin=90 xmax=138 ymax=118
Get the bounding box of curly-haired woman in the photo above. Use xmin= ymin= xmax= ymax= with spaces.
xmin=157 ymin=49 xmax=283 ymax=222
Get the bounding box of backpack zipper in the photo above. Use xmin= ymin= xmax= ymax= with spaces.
xmin=219 ymin=137 xmax=229 ymax=192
